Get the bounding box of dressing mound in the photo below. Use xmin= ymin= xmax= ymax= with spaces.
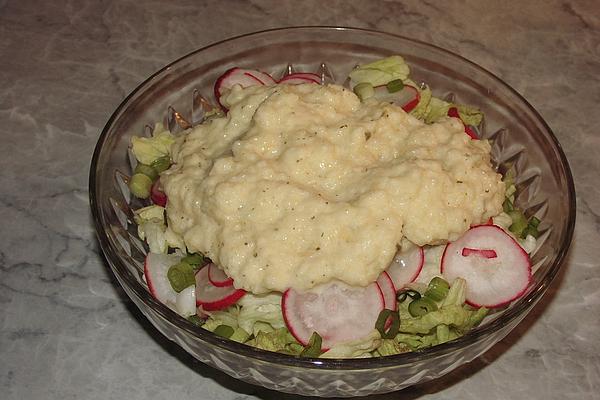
xmin=162 ymin=84 xmax=505 ymax=294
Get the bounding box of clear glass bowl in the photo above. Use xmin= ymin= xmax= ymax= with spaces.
xmin=89 ymin=27 xmax=575 ymax=397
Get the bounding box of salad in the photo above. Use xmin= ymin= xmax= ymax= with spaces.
xmin=127 ymin=56 xmax=541 ymax=358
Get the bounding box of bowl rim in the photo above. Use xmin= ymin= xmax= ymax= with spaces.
xmin=90 ymin=26 xmax=576 ymax=370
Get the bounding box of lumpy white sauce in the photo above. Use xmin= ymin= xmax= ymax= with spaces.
xmin=162 ymin=83 xmax=505 ymax=293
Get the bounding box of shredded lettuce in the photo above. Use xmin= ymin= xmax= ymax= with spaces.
xmin=133 ymin=205 xmax=184 ymax=253
xmin=229 ymin=327 xmax=251 ymax=343
xmin=399 ymin=304 xmax=471 ymax=334
xmin=321 ymin=330 xmax=381 ymax=358
xmin=134 ymin=205 xmax=167 ymax=253
xmin=202 ymin=307 xmax=240 ymax=331
xmin=349 ymin=55 xmax=410 ymax=88
xmin=441 ymin=277 xmax=466 ymax=307
xmin=246 ymin=327 xmax=303 ymax=355
xmin=131 ymin=123 xmax=175 ymax=165
xmin=456 ymin=104 xmax=484 ymax=126
xmin=237 ymin=292 xmax=286 ymax=335
xmin=408 ymin=81 xmax=432 ymax=120
xmin=373 ymin=338 xmax=411 ymax=356
xmin=424 ymin=97 xmax=452 ymax=124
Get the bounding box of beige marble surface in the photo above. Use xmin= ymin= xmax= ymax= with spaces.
xmin=1 ymin=0 xmax=599 ymax=399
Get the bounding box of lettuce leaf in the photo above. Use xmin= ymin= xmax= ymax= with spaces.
xmin=237 ymin=292 xmax=286 ymax=335
xmin=134 ymin=205 xmax=167 ymax=254
xmin=424 ymin=97 xmax=452 ymax=124
xmin=133 ymin=205 xmax=184 ymax=253
xmin=456 ymin=104 xmax=484 ymax=126
xmin=246 ymin=327 xmax=302 ymax=355
xmin=373 ymin=338 xmax=411 ymax=356
xmin=349 ymin=55 xmax=410 ymax=88
xmin=408 ymin=82 xmax=432 ymax=120
xmin=201 ymin=307 xmax=240 ymax=331
xmin=131 ymin=123 xmax=175 ymax=165
xmin=441 ymin=277 xmax=467 ymax=307
xmin=321 ymin=330 xmax=381 ymax=358
xmin=399 ymin=304 xmax=472 ymax=334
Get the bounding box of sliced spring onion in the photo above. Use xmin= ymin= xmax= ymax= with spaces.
xmin=167 ymin=262 xmax=196 ymax=292
xmin=529 ymin=216 xmax=541 ymax=228
xmin=151 ymin=156 xmax=171 ymax=173
xmin=181 ymin=253 xmax=206 ymax=267
xmin=128 ymin=173 xmax=153 ymax=199
xmin=522 ymin=216 xmax=541 ymax=238
xmin=187 ymin=315 xmax=204 ymax=327
xmin=299 ymin=332 xmax=323 ymax=357
xmin=396 ymin=289 xmax=421 ymax=303
xmin=386 ymin=79 xmax=404 ymax=93
xmin=213 ymin=325 xmax=235 ymax=339
xmin=375 ymin=309 xmax=400 ymax=339
xmin=508 ymin=209 xmax=528 ymax=237
xmin=503 ymin=197 xmax=514 ymax=213
xmin=408 ymin=297 xmax=438 ymax=317
xmin=134 ymin=163 xmax=159 ymax=181
xmin=353 ymin=82 xmax=375 ymax=101
xmin=424 ymin=277 xmax=450 ymax=302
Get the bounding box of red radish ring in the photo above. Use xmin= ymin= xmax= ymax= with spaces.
xmin=214 ymin=67 xmax=276 ymax=108
xmin=282 ymin=281 xmax=384 ymax=350
xmin=441 ymin=225 xmax=532 ymax=308
xmin=386 ymin=246 xmax=424 ymax=290
xmin=279 ymin=72 xmax=321 ymax=84
xmin=207 ymin=263 xmax=234 ymax=287
xmin=195 ymin=266 xmax=245 ymax=311
xmin=373 ymin=84 xmax=420 ymax=112
xmin=150 ymin=180 xmax=167 ymax=207
xmin=448 ymin=107 xmax=479 ymax=139
xmin=376 ymin=271 xmax=397 ymax=311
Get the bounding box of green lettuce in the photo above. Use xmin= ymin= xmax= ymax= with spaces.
xmin=237 ymin=292 xmax=286 ymax=335
xmin=407 ymin=81 xmax=432 ymax=120
xmin=201 ymin=307 xmax=241 ymax=331
xmin=398 ymin=304 xmax=472 ymax=334
xmin=374 ymin=338 xmax=411 ymax=356
xmin=133 ymin=205 xmax=184 ymax=253
xmin=229 ymin=327 xmax=251 ymax=343
xmin=424 ymin=97 xmax=452 ymax=124
xmin=441 ymin=277 xmax=467 ymax=307
xmin=349 ymin=55 xmax=410 ymax=87
xmin=131 ymin=123 xmax=175 ymax=165
xmin=321 ymin=330 xmax=381 ymax=358
xmin=456 ymin=104 xmax=484 ymax=126
xmin=246 ymin=327 xmax=303 ymax=355
xmin=134 ymin=205 xmax=167 ymax=254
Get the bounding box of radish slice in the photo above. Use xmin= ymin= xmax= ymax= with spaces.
xmin=441 ymin=225 xmax=532 ymax=308
xmin=207 ymin=263 xmax=234 ymax=287
xmin=279 ymin=72 xmax=321 ymax=84
xmin=195 ymin=266 xmax=245 ymax=311
xmin=373 ymin=85 xmax=420 ymax=112
xmin=144 ymin=253 xmax=181 ymax=305
xmin=376 ymin=271 xmax=397 ymax=311
xmin=282 ymin=281 xmax=384 ymax=350
xmin=214 ymin=67 xmax=276 ymax=107
xmin=386 ymin=246 xmax=424 ymax=290
xmin=176 ymin=285 xmax=197 ymax=317
xmin=448 ymin=107 xmax=478 ymax=139
xmin=151 ymin=180 xmax=167 ymax=207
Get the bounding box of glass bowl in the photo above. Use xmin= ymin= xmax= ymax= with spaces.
xmin=89 ymin=27 xmax=575 ymax=397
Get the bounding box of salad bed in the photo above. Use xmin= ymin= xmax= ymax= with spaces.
xmin=127 ymin=55 xmax=541 ymax=358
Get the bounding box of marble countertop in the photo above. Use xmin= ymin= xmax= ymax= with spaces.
xmin=1 ymin=1 xmax=598 ymax=399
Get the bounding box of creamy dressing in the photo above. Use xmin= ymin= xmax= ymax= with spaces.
xmin=162 ymin=83 xmax=505 ymax=294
